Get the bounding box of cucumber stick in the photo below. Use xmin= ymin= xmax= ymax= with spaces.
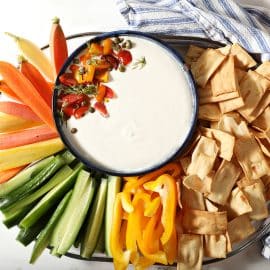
xmin=81 ymin=178 xmax=108 ymax=259
xmin=0 ymin=156 xmax=54 ymax=197
xmin=0 ymin=155 xmax=65 ymax=210
xmin=16 ymin=217 xmax=48 ymax=246
xmin=0 ymin=151 xmax=74 ymax=210
xmin=95 ymin=220 xmax=105 ymax=253
xmin=3 ymin=203 xmax=34 ymax=228
xmin=105 ymin=176 xmax=121 ymax=256
xmin=30 ymin=190 xmax=72 ymax=264
xmin=50 ymin=170 xmax=96 ymax=255
xmin=20 ymin=163 xmax=84 ymax=229
xmin=4 ymin=165 xmax=73 ymax=213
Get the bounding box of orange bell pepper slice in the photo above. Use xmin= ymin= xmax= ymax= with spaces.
xmin=95 ymin=70 xmax=109 ymax=83
xmin=102 ymin=38 xmax=113 ymax=55
xmin=143 ymin=174 xmax=177 ymax=245
xmin=110 ymin=193 xmax=130 ymax=270
xmin=89 ymin=42 xmax=103 ymax=55
xmin=96 ymin=84 xmax=107 ymax=103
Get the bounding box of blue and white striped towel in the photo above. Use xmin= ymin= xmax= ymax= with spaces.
xmin=116 ymin=0 xmax=270 ymax=59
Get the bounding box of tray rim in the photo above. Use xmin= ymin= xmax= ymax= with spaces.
xmin=42 ymin=31 xmax=270 ymax=266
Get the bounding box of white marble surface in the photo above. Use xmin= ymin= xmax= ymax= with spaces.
xmin=0 ymin=0 xmax=269 ymax=269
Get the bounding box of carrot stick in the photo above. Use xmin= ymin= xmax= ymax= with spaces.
xmin=0 ymin=101 xmax=42 ymax=122
xmin=0 ymin=165 xmax=27 ymax=184
xmin=0 ymin=61 xmax=56 ymax=131
xmin=0 ymin=80 xmax=21 ymax=101
xmin=5 ymin=32 xmax=54 ymax=81
xmin=0 ymin=125 xmax=58 ymax=150
xmin=50 ymin=17 xmax=68 ymax=79
xmin=19 ymin=56 xmax=53 ymax=108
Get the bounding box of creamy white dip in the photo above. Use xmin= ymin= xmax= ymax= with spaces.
xmin=63 ymin=35 xmax=194 ymax=174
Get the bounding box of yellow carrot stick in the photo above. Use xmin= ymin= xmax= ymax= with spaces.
xmin=0 ymin=138 xmax=64 ymax=172
xmin=5 ymin=32 xmax=54 ymax=81
xmin=0 ymin=112 xmax=42 ymax=133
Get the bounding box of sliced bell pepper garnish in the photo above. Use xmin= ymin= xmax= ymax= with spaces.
xmin=59 ymin=73 xmax=77 ymax=86
xmin=74 ymin=105 xmax=89 ymax=119
xmin=104 ymin=86 xmax=116 ymax=98
xmin=110 ymin=193 xmax=131 ymax=270
xmin=143 ymin=174 xmax=177 ymax=245
xmin=95 ymin=70 xmax=109 ymax=83
xmin=62 ymin=105 xmax=75 ymax=117
xmin=79 ymin=53 xmax=90 ymax=64
xmin=69 ymin=64 xmax=79 ymax=73
xmin=96 ymin=84 xmax=107 ymax=103
xmin=89 ymin=42 xmax=104 ymax=55
xmin=94 ymin=62 xmax=111 ymax=70
xmin=62 ymin=93 xmax=88 ymax=105
xmin=124 ymin=162 xmax=181 ymax=193
xmin=102 ymin=38 xmax=113 ymax=55
xmin=94 ymin=102 xmax=109 ymax=117
xmin=74 ymin=65 xmax=95 ymax=84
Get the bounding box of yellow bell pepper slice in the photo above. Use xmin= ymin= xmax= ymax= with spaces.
xmin=123 ymin=176 xmax=139 ymax=182
xmin=119 ymin=220 xmax=127 ymax=250
xmin=120 ymin=192 xmax=134 ymax=213
xmin=142 ymin=207 xmax=162 ymax=254
xmin=134 ymin=256 xmax=155 ymax=270
xmin=143 ymin=174 xmax=177 ymax=245
xmin=137 ymin=234 xmax=168 ymax=265
xmin=124 ymin=162 xmax=181 ymax=193
xmin=110 ymin=193 xmax=130 ymax=270
xmin=126 ymin=192 xmax=151 ymax=260
xmin=163 ymin=225 xmax=177 ymax=265
xmin=144 ymin=196 xmax=161 ymax=217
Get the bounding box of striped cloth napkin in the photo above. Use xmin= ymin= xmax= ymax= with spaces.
xmin=116 ymin=0 xmax=270 ymax=59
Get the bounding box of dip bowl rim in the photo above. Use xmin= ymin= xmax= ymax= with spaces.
xmin=53 ymin=30 xmax=198 ymax=176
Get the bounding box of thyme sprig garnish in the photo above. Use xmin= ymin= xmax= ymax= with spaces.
xmin=132 ymin=56 xmax=146 ymax=70
xmin=56 ymin=83 xmax=97 ymax=126
xmin=55 ymin=83 xmax=97 ymax=96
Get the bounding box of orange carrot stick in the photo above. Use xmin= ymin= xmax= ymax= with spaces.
xmin=0 ymin=61 xmax=56 ymax=131
xmin=0 ymin=165 xmax=27 ymax=184
xmin=19 ymin=56 xmax=53 ymax=108
xmin=50 ymin=17 xmax=68 ymax=79
xmin=0 ymin=125 xmax=58 ymax=150
xmin=0 ymin=80 xmax=21 ymax=101
xmin=0 ymin=101 xmax=42 ymax=122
